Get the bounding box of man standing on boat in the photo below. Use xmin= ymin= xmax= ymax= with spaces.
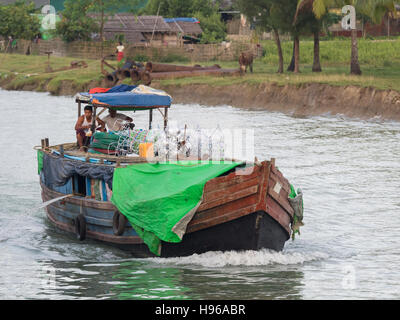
xmin=75 ymin=106 xmax=105 ymax=151
xmin=102 ymin=109 xmax=133 ymax=132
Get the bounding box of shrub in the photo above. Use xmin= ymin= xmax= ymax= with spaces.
xmin=132 ymin=54 xmax=150 ymax=62
xmin=159 ymin=53 xmax=189 ymax=63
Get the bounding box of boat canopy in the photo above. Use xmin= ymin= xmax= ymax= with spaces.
xmin=75 ymin=84 xmax=172 ymax=111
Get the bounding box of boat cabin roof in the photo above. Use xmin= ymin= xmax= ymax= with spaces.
xmin=75 ymin=84 xmax=172 ymax=111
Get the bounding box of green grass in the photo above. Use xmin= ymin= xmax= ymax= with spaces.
xmin=1 ymin=38 xmax=400 ymax=93
xmin=0 ymin=54 xmax=103 ymax=93
xmin=158 ymin=38 xmax=400 ymax=91
xmin=260 ymin=38 xmax=400 ymax=67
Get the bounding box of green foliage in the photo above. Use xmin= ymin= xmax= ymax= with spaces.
xmin=195 ymin=11 xmax=227 ymax=44
xmin=56 ymin=0 xmax=97 ymax=42
xmin=261 ymin=38 xmax=400 ymax=66
xmin=142 ymin=0 xmax=225 ymax=43
xmin=0 ymin=1 xmax=40 ymax=40
xmin=159 ymin=53 xmax=189 ymax=63
xmin=142 ymin=0 xmax=217 ymax=17
xmin=56 ymin=0 xmax=139 ymax=42
xmin=131 ymin=54 xmax=150 ymax=62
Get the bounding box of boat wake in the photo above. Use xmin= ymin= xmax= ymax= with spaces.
xmin=146 ymin=249 xmax=329 ymax=268
xmin=28 ymin=194 xmax=74 ymax=214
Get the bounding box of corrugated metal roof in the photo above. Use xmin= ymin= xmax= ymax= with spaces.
xmin=90 ymin=14 xmax=172 ymax=33
xmin=165 ymin=18 xmax=202 ymax=35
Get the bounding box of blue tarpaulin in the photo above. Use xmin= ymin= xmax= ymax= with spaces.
xmin=164 ymin=18 xmax=199 ymax=23
xmin=78 ymin=85 xmax=172 ymax=108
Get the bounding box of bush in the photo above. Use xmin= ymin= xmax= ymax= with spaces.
xmin=194 ymin=11 xmax=227 ymax=44
xmin=131 ymin=54 xmax=150 ymax=62
xmin=56 ymin=0 xmax=97 ymax=42
xmin=159 ymin=53 xmax=189 ymax=63
xmin=261 ymin=38 xmax=400 ymax=67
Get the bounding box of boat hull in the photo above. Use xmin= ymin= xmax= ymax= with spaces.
xmin=44 ymin=203 xmax=288 ymax=258
xmin=40 ymin=159 xmax=294 ymax=258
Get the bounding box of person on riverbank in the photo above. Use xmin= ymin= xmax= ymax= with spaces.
xmin=116 ymin=42 xmax=125 ymax=62
xmin=102 ymin=109 xmax=133 ymax=132
xmin=75 ymin=106 xmax=105 ymax=151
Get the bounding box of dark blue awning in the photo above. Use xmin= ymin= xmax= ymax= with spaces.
xmin=76 ymin=85 xmax=172 ymax=110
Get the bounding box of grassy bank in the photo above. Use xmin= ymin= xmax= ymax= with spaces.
xmin=0 ymin=54 xmax=104 ymax=94
xmin=1 ymin=38 xmax=400 ymax=94
xmin=164 ymin=39 xmax=400 ymax=91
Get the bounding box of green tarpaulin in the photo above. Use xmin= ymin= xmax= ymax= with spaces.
xmin=111 ymin=161 xmax=243 ymax=256
xmin=37 ymin=150 xmax=44 ymax=175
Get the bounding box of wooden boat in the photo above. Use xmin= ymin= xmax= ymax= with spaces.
xmin=38 ymin=85 xmax=301 ymax=258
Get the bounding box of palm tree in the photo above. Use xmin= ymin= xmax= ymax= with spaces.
xmin=294 ymin=0 xmax=334 ymax=72
xmin=298 ymin=0 xmax=396 ymax=75
xmin=340 ymin=0 xmax=395 ymax=75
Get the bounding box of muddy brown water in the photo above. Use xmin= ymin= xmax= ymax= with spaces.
xmin=1 ymin=89 xmax=400 ymax=299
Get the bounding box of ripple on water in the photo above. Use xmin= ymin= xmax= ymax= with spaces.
xmin=1 ymin=90 xmax=400 ymax=299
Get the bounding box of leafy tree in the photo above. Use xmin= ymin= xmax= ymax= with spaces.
xmin=142 ymin=0 xmax=225 ymax=43
xmin=0 ymin=1 xmax=40 ymax=40
xmin=236 ymin=0 xmax=286 ymax=73
xmin=236 ymin=0 xmax=299 ymax=73
xmin=56 ymin=0 xmax=97 ymax=42
xmin=88 ymin=0 xmax=139 ymax=44
xmin=195 ymin=11 xmax=227 ymax=44
xmin=237 ymin=0 xmax=314 ymax=73
xmin=295 ymin=1 xmax=337 ymax=72
xmin=298 ymin=0 xmax=396 ymax=75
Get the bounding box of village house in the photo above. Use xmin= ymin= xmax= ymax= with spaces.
xmin=90 ymin=13 xmax=202 ymax=47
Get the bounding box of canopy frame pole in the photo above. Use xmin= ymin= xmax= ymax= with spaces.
xmin=164 ymin=107 xmax=168 ymax=131
xmin=156 ymin=107 xmax=169 ymax=131
xmin=78 ymin=101 xmax=82 ymax=118
xmin=149 ymin=109 xmax=153 ymax=130
xmin=91 ymin=106 xmax=97 ymax=134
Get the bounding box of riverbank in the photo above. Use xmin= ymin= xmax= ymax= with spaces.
xmin=1 ymin=52 xmax=400 ymax=121
xmin=155 ymin=82 xmax=400 ymax=121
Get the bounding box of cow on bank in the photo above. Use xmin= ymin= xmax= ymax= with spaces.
xmin=239 ymin=52 xmax=254 ymax=75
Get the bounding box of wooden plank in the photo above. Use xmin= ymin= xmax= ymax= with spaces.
xmin=192 ymin=194 xmax=258 ymax=225
xmin=203 ymin=166 xmax=261 ymax=192
xmin=46 ymin=208 xmax=143 ymax=245
xmin=41 ymin=182 xmax=115 ymax=211
xmin=255 ymin=161 xmax=271 ymax=212
xmin=203 ymin=176 xmax=259 ymax=201
xmin=266 ymin=195 xmax=292 ymax=234
xmin=271 ymin=166 xmax=292 ymax=189
xmin=270 ymin=171 xmax=291 ymax=195
xmin=199 ymin=185 xmax=259 ymax=212
xmin=268 ymin=184 xmax=294 ymax=217
xmin=187 ymin=204 xmax=257 ymax=233
xmin=203 ymin=175 xmax=260 ymax=196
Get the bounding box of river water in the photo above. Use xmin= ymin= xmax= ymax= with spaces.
xmin=0 ymin=89 xmax=399 ymax=300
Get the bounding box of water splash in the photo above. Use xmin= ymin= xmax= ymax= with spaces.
xmin=27 ymin=194 xmax=74 ymax=214
xmin=145 ymin=249 xmax=329 ymax=268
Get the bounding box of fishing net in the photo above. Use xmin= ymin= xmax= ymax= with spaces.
xmin=288 ymin=185 xmax=304 ymax=240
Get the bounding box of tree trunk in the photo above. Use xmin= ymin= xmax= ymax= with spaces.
xmin=294 ymin=35 xmax=300 ymax=73
xmin=350 ymin=29 xmax=362 ymax=75
xmin=287 ymin=39 xmax=295 ymax=72
xmin=312 ymin=31 xmax=322 ymax=72
xmin=100 ymin=4 xmax=105 ymax=57
xmin=273 ymin=29 xmax=284 ymax=74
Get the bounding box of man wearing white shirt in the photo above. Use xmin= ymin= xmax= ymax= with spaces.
xmin=102 ymin=109 xmax=133 ymax=132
